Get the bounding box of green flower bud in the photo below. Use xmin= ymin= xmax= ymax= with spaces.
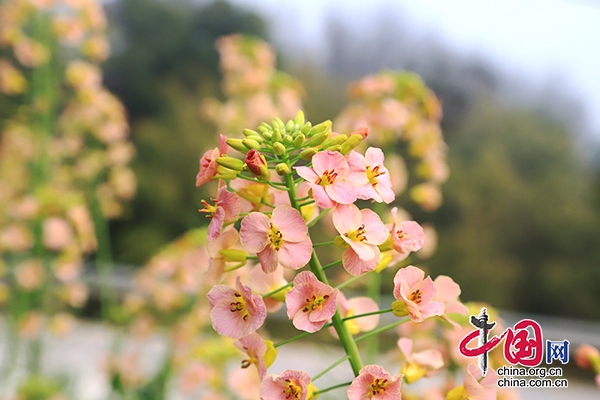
xmin=341 ymin=133 xmax=363 ymax=155
xmin=334 ymin=235 xmax=350 ymax=249
xmin=275 ymin=163 xmax=291 ymax=176
xmin=263 ymin=131 xmax=273 ymax=141
xmin=327 ymin=145 xmax=342 ymax=153
xmin=216 ymin=156 xmax=245 ymax=171
xmin=321 ymin=134 xmax=348 ymax=149
xmin=226 ymin=138 xmax=249 ymax=154
xmin=294 ymin=110 xmax=305 ymax=125
xmin=285 ymin=119 xmax=294 ymax=131
xmin=242 ymin=129 xmax=260 ymax=138
xmin=391 ymin=299 xmax=409 ymax=318
xmin=272 ymin=127 xmax=282 ymax=143
xmin=219 ymin=249 xmax=247 ymax=263
xmin=242 ymin=139 xmax=262 ymax=151
xmin=299 ymin=147 xmax=319 ymax=160
xmin=306 ymin=131 xmax=330 ymax=147
xmin=214 ymin=165 xmax=239 ymax=180
xmin=282 ymin=135 xmax=293 ymax=146
xmin=300 ymin=122 xmax=312 ymax=135
xmin=293 ymin=134 xmax=305 ymax=148
xmin=273 ymin=117 xmax=285 ymax=130
xmin=308 ymin=120 xmax=332 ymax=136
xmin=273 ymin=142 xmax=286 ymax=156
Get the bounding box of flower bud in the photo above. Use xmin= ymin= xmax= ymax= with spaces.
xmin=391 ymin=299 xmax=409 ymax=318
xmin=293 ymin=134 xmax=305 ymax=148
xmin=285 ymin=120 xmax=294 ymax=131
xmin=300 ymin=122 xmax=312 ymax=135
xmin=214 ymin=165 xmax=239 ymax=180
xmin=273 ymin=117 xmax=285 ymax=130
xmin=306 ymin=131 xmax=330 ymax=147
xmin=308 ymin=120 xmax=332 ymax=136
xmin=226 ymin=138 xmax=249 ymax=154
xmin=275 ymin=163 xmax=290 ymax=176
xmin=282 ymin=135 xmax=294 ymax=146
xmin=334 ymin=235 xmax=350 ymax=249
xmin=299 ymin=147 xmax=319 ymax=160
xmin=293 ymin=110 xmax=305 ymax=125
xmin=242 ymin=139 xmax=261 ymax=151
xmin=245 ymin=150 xmax=270 ymax=180
xmin=321 ymin=134 xmax=348 ymax=149
xmin=216 ymin=156 xmax=245 ymax=171
xmin=242 ymin=129 xmax=260 ymax=138
xmin=340 ymin=134 xmax=364 ymax=155
xmin=272 ymin=127 xmax=282 ymax=143
xmin=273 ymin=142 xmax=286 ymax=156
xmin=218 ymin=249 xmax=248 ymax=263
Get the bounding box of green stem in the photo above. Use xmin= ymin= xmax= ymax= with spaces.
xmin=313 ymin=381 xmax=353 ymax=395
xmin=273 ymin=331 xmax=311 ymax=348
xmin=355 ymin=318 xmax=408 ymax=343
xmin=312 ymin=355 xmax=350 ymax=381
xmin=307 ymin=208 xmax=330 ymax=228
xmin=335 ymin=272 xmax=369 ymax=290
xmin=322 ymin=260 xmax=342 ymax=270
xmin=313 ymin=241 xmax=335 ymax=248
xmin=342 ymin=308 xmax=393 ymax=322
xmin=90 ymin=194 xmax=116 ymax=321
xmin=262 ymin=282 xmax=293 ymax=299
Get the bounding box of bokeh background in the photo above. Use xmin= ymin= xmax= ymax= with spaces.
xmin=101 ymin=0 xmax=600 ymax=320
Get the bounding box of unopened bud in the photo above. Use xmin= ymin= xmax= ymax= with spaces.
xmin=391 ymin=299 xmax=409 ymax=318
xmin=216 ymin=156 xmax=245 ymax=171
xmin=245 ymin=149 xmax=270 ymax=180
xmin=299 ymin=147 xmax=319 ymax=160
xmin=321 ymin=134 xmax=348 ymax=149
xmin=242 ymin=139 xmax=261 ymax=151
xmin=306 ymin=131 xmax=330 ymax=147
xmin=214 ymin=165 xmax=239 ymax=180
xmin=243 ymin=129 xmax=260 ymax=138
xmin=300 ymin=122 xmax=312 ymax=135
xmin=273 ymin=117 xmax=285 ymax=130
xmin=219 ymin=249 xmax=247 ymax=263
xmin=273 ymin=142 xmax=286 ymax=156
xmin=275 ymin=163 xmax=291 ymax=176
xmin=308 ymin=120 xmax=332 ymax=136
xmin=282 ymin=135 xmax=293 ymax=146
xmin=293 ymin=134 xmax=305 ymax=148
xmin=272 ymin=127 xmax=282 ymax=143
xmin=334 ymin=235 xmax=350 ymax=249
xmin=285 ymin=120 xmax=294 ymax=131
xmin=340 ymin=134 xmax=363 ymax=155
xmin=226 ymin=138 xmax=249 ymax=154
xmin=294 ymin=110 xmax=305 ymax=125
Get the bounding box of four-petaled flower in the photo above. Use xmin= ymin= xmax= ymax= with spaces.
xmin=207 ymin=277 xmax=267 ymax=339
xmin=260 ymin=369 xmax=313 ymax=400
xmin=285 ymin=271 xmax=338 ymax=333
xmin=196 ymin=134 xmax=227 ymax=187
xmin=200 ymin=186 xmax=241 ymax=241
xmin=392 ymin=266 xmax=444 ymax=323
xmin=240 ymin=205 xmax=312 ymax=273
xmin=234 ymin=333 xmax=277 ymax=381
xmin=347 ymin=364 xmax=402 ymax=400
xmin=347 ymin=147 xmax=395 ymax=204
xmin=333 ymin=204 xmax=389 ymax=276
xmin=296 ymin=150 xmax=357 ymax=208
xmin=390 ymin=207 xmax=424 ymax=260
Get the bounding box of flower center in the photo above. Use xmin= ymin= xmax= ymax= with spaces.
xmin=369 ymin=378 xmax=389 ymax=396
xmin=408 ymin=289 xmax=422 ymax=304
xmin=283 ymin=379 xmax=302 ymax=399
xmin=396 ymin=229 xmax=405 ymax=239
xmin=268 ymin=222 xmax=284 ymax=250
xmin=229 ymin=291 xmax=250 ymax=321
xmin=302 ymin=294 xmax=330 ymax=313
xmin=344 ymin=224 xmax=367 ymax=242
xmin=366 ymin=165 xmax=385 ymax=186
xmin=199 ymin=198 xmax=218 ymax=218
xmin=315 ymin=169 xmax=338 ymax=186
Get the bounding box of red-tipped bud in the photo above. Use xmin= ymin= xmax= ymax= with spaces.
xmin=245 ymin=149 xmax=269 ymax=180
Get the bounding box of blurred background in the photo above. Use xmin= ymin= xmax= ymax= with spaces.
xmin=101 ymin=0 xmax=600 ymax=320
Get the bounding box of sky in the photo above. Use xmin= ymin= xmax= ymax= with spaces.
xmin=229 ymin=0 xmax=600 ymax=139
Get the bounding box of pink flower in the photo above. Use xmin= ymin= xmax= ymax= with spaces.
xmin=446 ymin=364 xmax=497 ymax=400
xmin=234 ymin=333 xmax=277 ymax=381
xmin=335 ymin=292 xmax=380 ymax=335
xmin=296 ymin=150 xmax=356 ymax=208
xmin=207 ymin=277 xmax=266 ymax=339
xmin=196 ymin=134 xmax=227 ymax=187
xmin=333 ymin=204 xmax=389 ymax=276
xmin=392 ymin=266 xmax=444 ymax=323
xmin=205 ymin=227 xmax=243 ymax=284
xmin=240 ymin=205 xmax=312 ymax=273
xmin=285 ymin=271 xmax=338 ymax=333
xmin=347 ymin=364 xmax=402 ymax=400
xmin=250 ymin=264 xmax=288 ymax=313
xmin=200 ymin=186 xmax=241 ymax=241
xmin=260 ymin=370 xmax=313 ymax=400
xmin=390 ymin=207 xmax=424 ymax=260
xmin=347 ymin=147 xmax=394 ymax=203
xmin=433 ymin=276 xmax=468 ymax=316
xmin=398 ymin=338 xmax=444 ymax=383
xmin=42 ymin=217 xmax=74 ymax=250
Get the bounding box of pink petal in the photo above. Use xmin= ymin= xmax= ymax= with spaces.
xmin=418 ymin=301 xmax=445 ymax=321
xmin=240 ymin=212 xmax=270 ymax=253
xmin=208 ymin=207 xmax=225 ymax=241
xmin=364 ymin=147 xmax=385 ymax=166
xmin=312 ymin=150 xmax=349 ymax=178
xmin=393 ymin=266 xmax=425 ymax=294
xmin=397 ymin=337 xmax=413 ymax=359
xmin=257 ymin=246 xmax=279 ymax=273
xmin=419 ymin=276 xmax=437 ymax=305
xmin=332 ymin=204 xmax=361 ymax=235
xmin=205 ymin=257 xmax=225 ymax=285
xmin=347 ymin=365 xmax=402 ymax=400
xmin=375 ymin=178 xmax=395 ymax=204
xmin=434 ymin=275 xmax=461 ymax=302
xmin=360 ymin=209 xmax=389 ymax=245
xmin=271 ymin=205 xmax=307 ymax=242
xmin=218 ymin=134 xmax=228 ymax=155
xmin=412 ymin=349 xmax=444 ymax=370
xmin=278 ymin=238 xmax=312 ymax=270
xmin=217 ymin=188 xmax=241 ymax=223
xmin=311 ymin=184 xmax=336 ymax=209
xmin=355 ymin=184 xmax=382 ymax=202
xmin=295 ymin=166 xmax=319 ymax=184
xmin=348 ymin=296 xmax=380 ymax=331
xmin=293 ymin=270 xmax=320 ymax=287
xmin=235 ymin=333 xmax=268 ymax=380
xmin=307 ymin=288 xmax=338 ymax=322
xmin=293 ymin=308 xmax=326 ymax=333
xmin=325 ymin=181 xmax=357 ymax=204
xmin=342 ymin=246 xmax=379 ymax=276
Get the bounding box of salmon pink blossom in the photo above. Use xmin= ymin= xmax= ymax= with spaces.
xmin=390 ymin=207 xmax=424 ymax=260
xmin=398 ymin=337 xmax=444 ymax=383
xmin=200 ymin=186 xmax=241 ymax=241
xmin=331 ymin=293 xmax=379 ymax=337
xmin=260 ymin=370 xmax=313 ymax=400
xmin=207 ymin=277 xmax=266 ymax=339
xmin=234 ymin=333 xmax=277 ymax=380
xmin=392 ymin=266 xmax=444 ymax=323
xmin=240 ymin=205 xmax=312 ymax=273
xmin=196 ymin=134 xmax=227 ymax=187
xmin=433 ymin=276 xmax=468 ymax=316
xmin=347 ymin=147 xmax=394 ymax=203
xmin=285 ymin=271 xmax=338 ymax=333
xmin=446 ymin=364 xmax=497 ymax=400
xmin=205 ymin=227 xmax=244 ymax=284
xmin=333 ymin=204 xmax=389 ymax=276
xmin=347 ymin=364 xmax=402 ymax=400
xmin=295 ymin=150 xmax=356 ymax=208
